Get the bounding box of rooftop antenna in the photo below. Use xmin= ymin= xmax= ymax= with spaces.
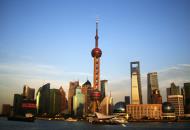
xmin=95 ymin=17 xmax=99 ymax=48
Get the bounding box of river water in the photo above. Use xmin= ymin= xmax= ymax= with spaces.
xmin=0 ymin=117 xmax=190 ymax=130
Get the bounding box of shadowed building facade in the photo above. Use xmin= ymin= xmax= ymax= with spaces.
xmin=100 ymin=80 xmax=108 ymax=101
xmin=68 ymin=81 xmax=79 ymax=115
xmin=167 ymin=82 xmax=181 ymax=96
xmin=49 ymin=89 xmax=61 ymax=115
xmin=131 ymin=61 xmax=143 ymax=104
xmin=36 ymin=83 xmax=50 ymax=115
xmin=147 ymin=72 xmax=162 ymax=104
xmin=23 ymin=85 xmax=35 ymax=100
xmin=59 ymin=86 xmax=67 ymax=113
xmin=99 ymin=96 xmax=113 ymax=115
xmin=81 ymin=80 xmax=92 ymax=116
xmin=184 ymin=82 xmax=190 ymax=117
xmin=73 ymin=86 xmax=85 ymax=117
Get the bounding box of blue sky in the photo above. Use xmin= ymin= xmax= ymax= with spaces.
xmin=0 ymin=0 xmax=190 ymax=110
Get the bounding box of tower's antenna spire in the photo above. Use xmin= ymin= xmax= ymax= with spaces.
xmin=95 ymin=17 xmax=99 ymax=48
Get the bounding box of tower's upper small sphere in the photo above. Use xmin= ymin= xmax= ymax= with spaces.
xmin=91 ymin=47 xmax=102 ymax=58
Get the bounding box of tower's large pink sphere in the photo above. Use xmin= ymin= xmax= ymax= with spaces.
xmin=91 ymin=47 xmax=102 ymax=58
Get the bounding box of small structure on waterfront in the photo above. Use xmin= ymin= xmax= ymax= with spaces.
xmin=161 ymin=102 xmax=176 ymax=120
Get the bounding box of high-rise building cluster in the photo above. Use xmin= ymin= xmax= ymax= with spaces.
xmin=126 ymin=61 xmax=190 ymax=120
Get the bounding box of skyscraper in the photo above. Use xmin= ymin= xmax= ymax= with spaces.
xmin=167 ymin=82 xmax=181 ymax=96
xmin=167 ymin=95 xmax=184 ymax=117
xmin=73 ymin=86 xmax=85 ymax=117
xmin=130 ymin=61 xmax=143 ymax=104
xmin=81 ymin=80 xmax=92 ymax=115
xmin=23 ymin=85 xmax=35 ymax=100
xmin=184 ymin=82 xmax=190 ymax=116
xmin=100 ymin=80 xmax=108 ymax=101
xmin=99 ymin=95 xmax=113 ymax=115
xmin=147 ymin=72 xmax=162 ymax=104
xmin=125 ymin=96 xmax=130 ymax=105
xmin=49 ymin=89 xmax=61 ymax=115
xmin=59 ymin=86 xmax=67 ymax=113
xmin=36 ymin=83 xmax=50 ymax=115
xmin=68 ymin=81 xmax=79 ymax=115
xmin=90 ymin=19 xmax=102 ymax=112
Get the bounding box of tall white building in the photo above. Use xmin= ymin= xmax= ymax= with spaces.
xmin=131 ymin=61 xmax=143 ymax=104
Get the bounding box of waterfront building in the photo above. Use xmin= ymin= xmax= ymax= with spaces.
xmin=167 ymin=95 xmax=184 ymax=117
xmin=13 ymin=94 xmax=23 ymax=115
xmin=36 ymin=83 xmax=50 ymax=115
xmin=23 ymin=85 xmax=35 ymax=100
xmin=183 ymin=82 xmax=190 ymax=117
xmin=167 ymin=82 xmax=181 ymax=96
xmin=59 ymin=86 xmax=67 ymax=113
xmin=126 ymin=104 xmax=162 ymax=120
xmin=151 ymin=89 xmax=162 ymax=104
xmin=21 ymin=99 xmax=36 ymax=116
xmin=162 ymin=102 xmax=176 ymax=119
xmin=125 ymin=96 xmax=130 ymax=105
xmin=147 ymin=72 xmax=162 ymax=104
xmin=99 ymin=96 xmax=113 ymax=115
xmin=100 ymin=80 xmax=108 ymax=101
xmin=73 ymin=86 xmax=85 ymax=117
xmin=1 ymin=104 xmax=11 ymax=116
xmin=49 ymin=89 xmax=61 ymax=115
xmin=68 ymin=81 xmax=78 ymax=115
xmin=81 ymin=80 xmax=92 ymax=115
xmin=90 ymin=19 xmax=102 ymax=113
xmin=130 ymin=61 xmax=143 ymax=104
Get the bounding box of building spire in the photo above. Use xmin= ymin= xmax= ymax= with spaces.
xmin=95 ymin=17 xmax=99 ymax=48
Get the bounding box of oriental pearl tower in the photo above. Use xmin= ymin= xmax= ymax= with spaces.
xmin=90 ymin=19 xmax=102 ymax=113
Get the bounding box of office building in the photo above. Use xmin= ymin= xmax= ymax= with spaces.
xmin=99 ymin=96 xmax=113 ymax=115
xmin=13 ymin=94 xmax=23 ymax=115
xmin=167 ymin=82 xmax=181 ymax=96
xmin=49 ymin=89 xmax=61 ymax=115
xmin=36 ymin=83 xmax=50 ymax=115
xmin=125 ymin=96 xmax=130 ymax=105
xmin=68 ymin=81 xmax=79 ymax=115
xmin=184 ymin=82 xmax=190 ymax=117
xmin=126 ymin=104 xmax=162 ymax=120
xmin=23 ymin=85 xmax=35 ymax=100
xmin=21 ymin=99 xmax=36 ymax=116
xmin=151 ymin=89 xmax=162 ymax=104
xmin=1 ymin=104 xmax=11 ymax=116
xmin=81 ymin=80 xmax=92 ymax=115
xmin=131 ymin=61 xmax=143 ymax=104
xmin=167 ymin=95 xmax=184 ymax=117
xmin=59 ymin=86 xmax=67 ymax=113
xmin=73 ymin=86 xmax=85 ymax=117
xmin=147 ymin=72 xmax=162 ymax=104
xmin=100 ymin=80 xmax=108 ymax=101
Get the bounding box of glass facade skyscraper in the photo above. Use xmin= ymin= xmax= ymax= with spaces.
xmin=147 ymin=72 xmax=162 ymax=104
xmin=131 ymin=61 xmax=143 ymax=104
